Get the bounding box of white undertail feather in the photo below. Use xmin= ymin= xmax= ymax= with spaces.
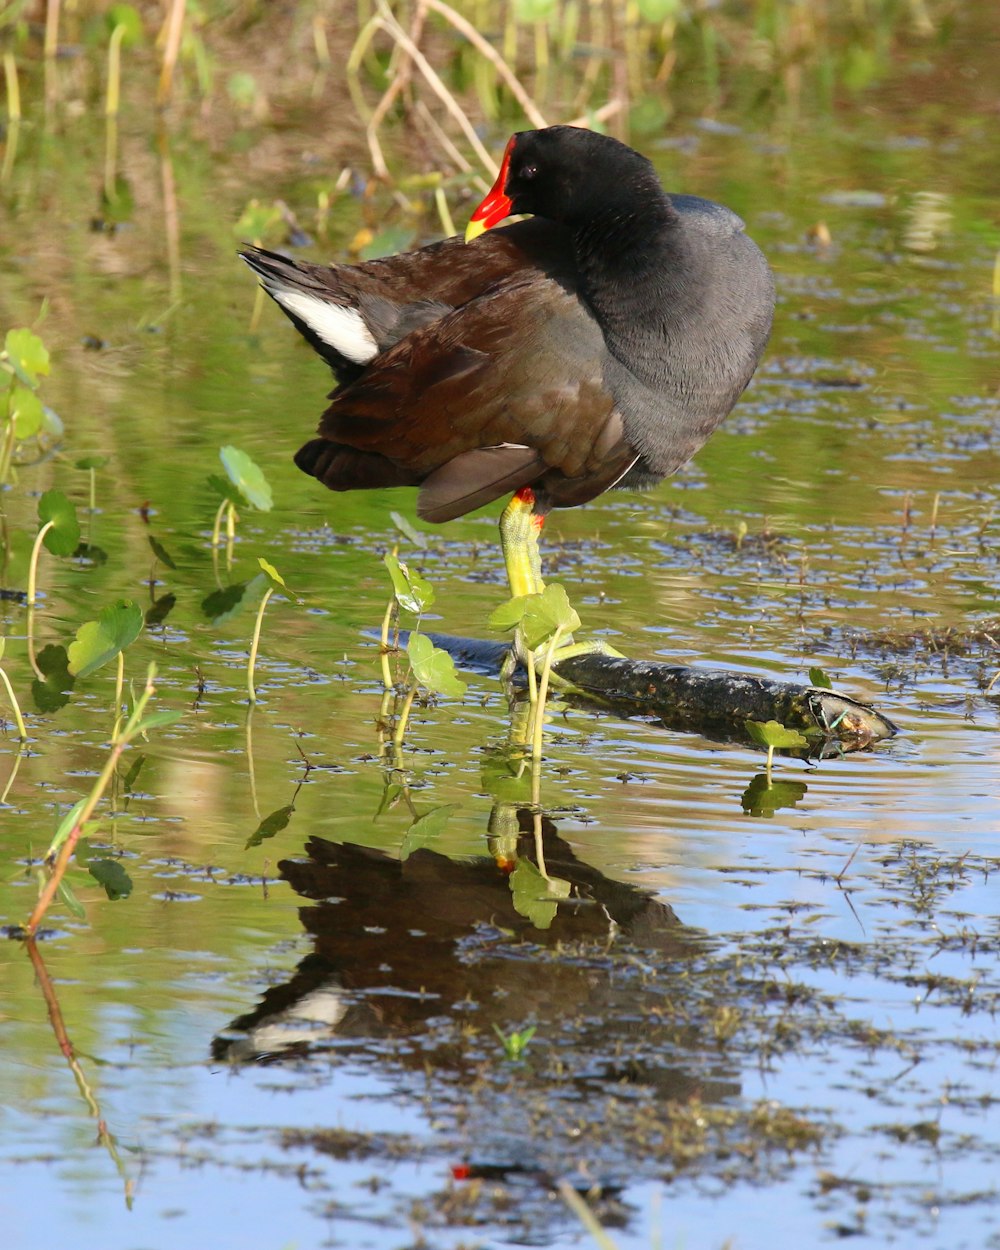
xmin=273 ymin=291 xmax=378 ymax=364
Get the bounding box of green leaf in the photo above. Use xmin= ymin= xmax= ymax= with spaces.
xmin=67 ymin=599 xmax=144 ymax=678
xmin=88 ymin=857 xmax=133 ymax=900
xmin=47 ymin=799 xmax=88 ymax=859
xmin=508 ymin=859 xmax=570 ymax=930
xmin=246 ymin=803 xmax=294 ymax=849
xmin=10 ymin=384 xmax=44 ymax=439
xmin=207 ymin=473 xmax=243 ymax=506
xmin=106 ymin=3 xmax=144 ymax=45
xmin=407 ymin=632 xmax=467 ymax=697
xmin=745 ymin=719 xmax=809 ymax=751
xmin=220 ymin=445 xmax=272 ymax=511
xmin=57 ymin=878 xmax=87 ymax=921
xmin=384 ymin=552 xmax=434 ymax=614
xmin=132 ymin=709 xmax=183 ymax=735
xmin=257 ymin=557 xmax=287 ymax=590
xmin=148 ymin=534 xmax=177 ymax=570
xmin=75 ymin=454 xmax=109 ymax=471
xmin=399 ymin=804 xmax=457 ymax=860
xmin=490 ymin=583 xmax=580 ymax=650
xmin=122 ymin=753 xmax=146 ymax=790
xmin=31 ymin=644 xmax=75 ymax=713
xmin=4 ymin=327 xmax=50 ymax=387
xmin=808 ymin=666 xmax=833 ymax=690
xmin=741 ymin=774 xmax=809 ymax=817
xmin=389 ymin=510 xmax=428 ymax=549
xmin=38 ymin=490 xmax=80 ymax=556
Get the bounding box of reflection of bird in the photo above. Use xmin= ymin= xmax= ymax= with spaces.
xmin=212 ymin=815 xmax=700 ymax=1070
xmin=242 ymin=126 xmax=774 ymax=596
xmin=211 ymin=822 xmax=741 ymax=1235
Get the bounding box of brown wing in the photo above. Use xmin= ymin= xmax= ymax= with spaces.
xmin=316 ymin=274 xmax=633 ymax=520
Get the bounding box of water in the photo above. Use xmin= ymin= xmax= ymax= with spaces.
xmin=1 ymin=9 xmax=999 ymax=1248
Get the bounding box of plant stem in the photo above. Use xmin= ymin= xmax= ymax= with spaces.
xmin=110 ymin=650 xmax=125 ymax=742
xmin=0 ymin=418 xmax=17 ymax=485
xmin=23 ymin=667 xmax=159 ymax=937
xmin=27 ymin=520 xmax=55 ymax=606
xmin=0 ymin=664 xmax=27 ymax=740
xmin=3 ymin=50 xmax=20 ymax=119
xmin=247 ymin=587 xmax=273 ymax=703
xmin=24 ymin=741 xmax=122 ymax=936
xmin=392 ymin=685 xmax=417 ymax=749
xmin=379 ymin=599 xmax=396 ymax=690
xmin=531 ymin=625 xmax=563 ymax=762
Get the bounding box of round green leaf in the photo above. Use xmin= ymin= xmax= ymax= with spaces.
xmin=75 ymin=455 xmax=109 ymax=470
xmin=67 ymin=599 xmax=144 ymax=678
xmin=745 ymin=719 xmax=809 ymax=750
xmin=220 ymin=445 xmax=272 ymax=511
xmin=107 ymin=4 xmax=144 ymax=45
xmin=38 ymin=490 xmax=81 ymax=556
xmin=11 ymin=385 xmax=44 ymax=439
xmin=407 ymin=632 xmax=467 ymax=697
xmin=88 ymin=857 xmax=134 ymax=900
xmin=4 ymin=327 xmax=50 ymax=387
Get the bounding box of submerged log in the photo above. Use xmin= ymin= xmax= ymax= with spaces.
xmin=421 ymin=632 xmax=898 ymax=753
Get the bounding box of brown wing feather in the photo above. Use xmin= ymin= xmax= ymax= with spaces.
xmin=318 ymin=276 xmax=622 ymax=483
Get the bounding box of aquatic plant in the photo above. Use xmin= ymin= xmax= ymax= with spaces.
xmin=27 ymin=490 xmax=80 ymax=607
xmin=209 ymin=444 xmax=273 ymax=555
xmin=21 ymin=662 xmax=181 ymax=938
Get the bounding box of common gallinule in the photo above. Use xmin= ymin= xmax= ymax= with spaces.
xmin=242 ymin=125 xmax=774 ymax=600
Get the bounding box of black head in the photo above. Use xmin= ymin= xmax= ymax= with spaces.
xmin=466 ymin=126 xmax=662 ymax=238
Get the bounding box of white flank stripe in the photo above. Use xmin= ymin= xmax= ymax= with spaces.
xmin=275 ymin=291 xmax=378 ymax=364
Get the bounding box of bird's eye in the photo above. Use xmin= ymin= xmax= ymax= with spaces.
xmin=520 ymin=164 xmax=538 ymax=180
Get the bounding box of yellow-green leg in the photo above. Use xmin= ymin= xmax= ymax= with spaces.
xmin=499 ymin=488 xmax=546 ymax=599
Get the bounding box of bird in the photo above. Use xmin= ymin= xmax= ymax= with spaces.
xmin=241 ymin=125 xmax=774 ymax=602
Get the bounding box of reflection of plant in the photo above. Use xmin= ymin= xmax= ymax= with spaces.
xmin=0 ymin=636 xmax=27 ymax=740
xmin=493 ymin=1022 xmax=536 ymax=1062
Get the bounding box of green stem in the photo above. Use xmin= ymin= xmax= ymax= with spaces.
xmin=379 ymin=598 xmax=396 ymax=690
xmin=3 ymin=50 xmax=20 ymax=121
xmin=0 ymin=664 xmax=27 ymax=740
xmin=247 ymin=587 xmax=273 ymax=703
xmin=392 ymin=685 xmax=417 ymax=749
xmin=0 ymin=417 xmax=17 ymax=486
xmin=531 ymin=625 xmax=563 ymax=763
xmin=110 ymin=650 xmax=125 ymax=742
xmin=27 ymin=520 xmax=55 ymax=606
